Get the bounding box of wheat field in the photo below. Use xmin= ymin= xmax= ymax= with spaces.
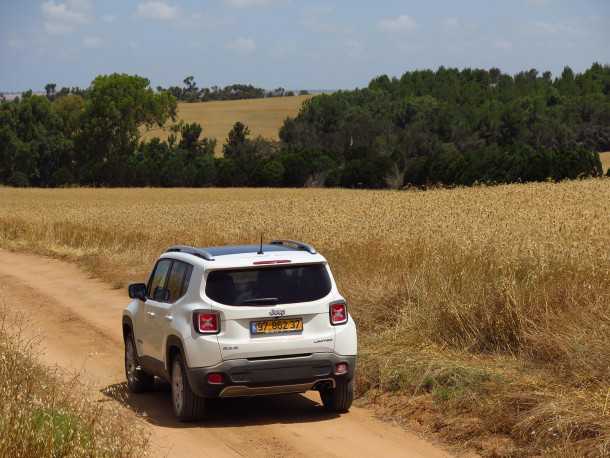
xmin=1 ymin=180 xmax=609 ymax=456
xmin=142 ymin=95 xmax=310 ymax=152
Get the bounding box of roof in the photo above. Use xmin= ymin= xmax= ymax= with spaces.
xmin=163 ymin=241 xmax=322 ymax=269
xmin=204 ymin=244 xmax=300 ymax=257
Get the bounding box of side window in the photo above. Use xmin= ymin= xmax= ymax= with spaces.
xmin=166 ymin=261 xmax=192 ymax=303
xmin=147 ymin=259 xmax=172 ymax=301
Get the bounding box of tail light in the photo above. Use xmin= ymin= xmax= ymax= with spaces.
xmin=329 ymin=301 xmax=348 ymax=326
xmin=207 ymin=373 xmax=224 ymax=384
xmin=335 ymin=362 xmax=349 ymax=375
xmin=194 ymin=311 xmax=220 ymax=334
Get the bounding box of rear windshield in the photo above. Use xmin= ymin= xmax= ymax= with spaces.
xmin=205 ymin=264 xmax=331 ymax=305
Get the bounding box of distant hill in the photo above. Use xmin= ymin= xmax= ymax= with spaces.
xmin=142 ymin=95 xmax=311 ymax=153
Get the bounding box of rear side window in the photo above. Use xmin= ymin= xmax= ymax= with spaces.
xmin=147 ymin=259 xmax=172 ymax=301
xmin=166 ymin=261 xmax=192 ymax=303
xmin=147 ymin=259 xmax=192 ymax=303
xmin=205 ymin=264 xmax=331 ymax=306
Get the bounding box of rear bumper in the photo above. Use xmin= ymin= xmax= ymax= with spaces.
xmin=185 ymin=353 xmax=356 ymax=398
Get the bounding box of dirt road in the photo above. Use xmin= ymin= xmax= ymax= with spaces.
xmin=0 ymin=249 xmax=452 ymax=458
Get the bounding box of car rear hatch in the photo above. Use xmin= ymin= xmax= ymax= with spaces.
xmin=204 ymin=262 xmax=336 ymax=360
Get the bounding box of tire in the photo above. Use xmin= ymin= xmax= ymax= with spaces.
xmin=124 ymin=334 xmax=155 ymax=393
xmin=171 ymin=353 xmax=207 ymax=422
xmin=320 ymin=379 xmax=354 ymax=412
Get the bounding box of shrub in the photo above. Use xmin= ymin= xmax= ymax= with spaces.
xmin=7 ymin=172 xmax=29 ymax=187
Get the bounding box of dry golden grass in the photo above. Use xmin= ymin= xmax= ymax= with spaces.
xmin=601 ymin=152 xmax=610 ymax=174
xmin=142 ymin=95 xmax=310 ymax=152
xmin=1 ymin=180 xmax=609 ymax=456
xmin=0 ymin=307 xmax=148 ymax=457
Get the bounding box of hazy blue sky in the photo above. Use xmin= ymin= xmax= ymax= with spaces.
xmin=1 ymin=0 xmax=609 ymax=92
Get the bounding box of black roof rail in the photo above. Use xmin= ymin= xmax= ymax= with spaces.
xmin=270 ymin=239 xmax=317 ymax=254
xmin=166 ymin=245 xmax=215 ymax=261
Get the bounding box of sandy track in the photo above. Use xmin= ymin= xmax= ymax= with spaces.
xmin=0 ymin=249 xmax=452 ymax=458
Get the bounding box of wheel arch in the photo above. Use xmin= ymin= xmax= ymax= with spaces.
xmin=165 ymin=334 xmax=187 ymax=374
xmin=122 ymin=315 xmax=134 ymax=340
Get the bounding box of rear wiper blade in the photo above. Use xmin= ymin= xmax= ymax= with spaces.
xmin=241 ymin=297 xmax=279 ymax=305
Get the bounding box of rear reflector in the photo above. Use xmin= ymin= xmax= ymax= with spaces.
xmin=334 ymin=363 xmax=349 ymax=375
xmin=329 ymin=302 xmax=348 ymax=325
xmin=195 ymin=312 xmax=220 ymax=334
xmin=207 ymin=373 xmax=224 ymax=384
xmin=253 ymin=260 xmax=292 ymax=265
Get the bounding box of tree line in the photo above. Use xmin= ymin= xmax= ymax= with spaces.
xmin=0 ymin=64 xmax=608 ymax=188
xmin=157 ymin=76 xmax=309 ymax=103
xmin=280 ymin=64 xmax=609 ymax=187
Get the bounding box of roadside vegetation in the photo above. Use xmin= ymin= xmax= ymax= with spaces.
xmin=0 ymin=308 xmax=149 ymax=457
xmin=0 ymin=180 xmax=608 ymax=456
xmin=1 ymin=64 xmax=608 ymax=188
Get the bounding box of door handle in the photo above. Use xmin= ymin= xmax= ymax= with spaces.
xmin=146 ymin=311 xmax=156 ymax=318
xmin=164 ymin=315 xmax=173 ymax=322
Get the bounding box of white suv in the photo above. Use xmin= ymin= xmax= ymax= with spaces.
xmin=122 ymin=240 xmax=357 ymax=421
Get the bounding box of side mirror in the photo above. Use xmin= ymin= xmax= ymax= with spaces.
xmin=128 ymin=283 xmax=147 ymax=301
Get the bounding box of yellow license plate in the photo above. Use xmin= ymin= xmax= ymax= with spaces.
xmin=251 ymin=318 xmax=303 ymax=335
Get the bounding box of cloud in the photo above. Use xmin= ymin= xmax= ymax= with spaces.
xmin=225 ymin=37 xmax=256 ymax=53
xmin=83 ymin=36 xmax=102 ymax=48
xmin=41 ymin=0 xmax=91 ymax=35
xmin=136 ymin=1 xmax=178 ymax=20
xmin=494 ymin=40 xmax=513 ymax=50
xmin=223 ymin=0 xmax=282 ymax=7
xmin=441 ymin=16 xmax=482 ymax=36
xmin=101 ymin=14 xmax=116 ymax=23
xmin=378 ymin=15 xmax=417 ymax=33
xmin=300 ymin=6 xmax=344 ymax=33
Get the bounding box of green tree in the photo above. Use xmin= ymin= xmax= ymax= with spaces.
xmin=223 ymin=121 xmax=250 ymax=158
xmin=256 ymin=159 xmax=284 ymax=186
xmin=45 ymin=83 xmax=57 ymax=100
xmin=182 ymin=76 xmax=199 ymax=102
xmin=77 ymin=73 xmax=176 ymax=185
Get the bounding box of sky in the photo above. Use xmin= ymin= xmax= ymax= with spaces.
xmin=1 ymin=0 xmax=609 ymax=92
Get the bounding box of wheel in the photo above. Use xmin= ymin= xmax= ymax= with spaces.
xmin=124 ymin=334 xmax=155 ymax=393
xmin=320 ymin=379 xmax=354 ymax=412
xmin=171 ymin=353 xmax=207 ymax=422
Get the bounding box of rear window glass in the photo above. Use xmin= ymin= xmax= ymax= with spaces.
xmin=205 ymin=264 xmax=331 ymax=305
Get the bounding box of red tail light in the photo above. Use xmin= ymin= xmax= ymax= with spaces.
xmin=330 ymin=302 xmax=348 ymax=325
xmin=207 ymin=373 xmax=224 ymax=384
xmin=335 ymin=362 xmax=349 ymax=375
xmin=195 ymin=311 xmax=220 ymax=334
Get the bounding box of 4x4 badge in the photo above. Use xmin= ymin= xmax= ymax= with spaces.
xmin=269 ymin=309 xmax=286 ymax=317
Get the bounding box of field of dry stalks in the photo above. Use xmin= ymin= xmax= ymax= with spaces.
xmin=142 ymin=95 xmax=310 ymax=153
xmin=0 ymin=307 xmax=148 ymax=457
xmin=1 ymin=179 xmax=609 ymax=456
